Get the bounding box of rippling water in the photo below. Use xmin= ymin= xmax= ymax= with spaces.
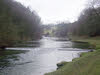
xmin=0 ymin=37 xmax=90 ymax=75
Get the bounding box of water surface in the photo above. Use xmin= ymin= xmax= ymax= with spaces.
xmin=0 ymin=37 xmax=90 ymax=75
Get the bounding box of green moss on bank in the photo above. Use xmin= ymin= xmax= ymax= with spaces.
xmin=0 ymin=50 xmax=28 ymax=68
xmin=45 ymin=36 xmax=100 ymax=75
xmin=0 ymin=50 xmax=28 ymax=60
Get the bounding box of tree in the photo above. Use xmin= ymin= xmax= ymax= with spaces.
xmin=0 ymin=0 xmax=42 ymax=48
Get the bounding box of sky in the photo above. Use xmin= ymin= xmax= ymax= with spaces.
xmin=15 ymin=0 xmax=87 ymax=24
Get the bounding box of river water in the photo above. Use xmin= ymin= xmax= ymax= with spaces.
xmin=0 ymin=37 xmax=90 ymax=75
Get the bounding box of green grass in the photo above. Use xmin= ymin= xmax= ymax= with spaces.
xmin=45 ymin=36 xmax=100 ymax=75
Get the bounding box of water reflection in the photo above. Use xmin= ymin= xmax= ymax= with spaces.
xmin=0 ymin=37 xmax=90 ymax=75
xmin=15 ymin=41 xmax=41 ymax=48
xmin=72 ymin=41 xmax=90 ymax=49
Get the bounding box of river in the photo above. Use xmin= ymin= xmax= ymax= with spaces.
xmin=0 ymin=37 xmax=90 ymax=75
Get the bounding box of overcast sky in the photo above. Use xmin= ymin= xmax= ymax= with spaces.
xmin=15 ymin=0 xmax=87 ymax=24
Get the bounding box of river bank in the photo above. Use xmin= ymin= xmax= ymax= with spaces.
xmin=45 ymin=36 xmax=100 ymax=75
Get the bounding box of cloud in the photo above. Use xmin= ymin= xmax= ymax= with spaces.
xmin=15 ymin=0 xmax=87 ymax=24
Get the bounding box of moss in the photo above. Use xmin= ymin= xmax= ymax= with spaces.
xmin=0 ymin=50 xmax=28 ymax=59
xmin=0 ymin=50 xmax=28 ymax=68
xmin=57 ymin=61 xmax=69 ymax=69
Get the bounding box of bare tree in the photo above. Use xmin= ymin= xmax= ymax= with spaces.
xmin=87 ymin=0 xmax=100 ymax=17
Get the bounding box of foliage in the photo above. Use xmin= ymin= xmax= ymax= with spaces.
xmin=70 ymin=1 xmax=100 ymax=37
xmin=0 ymin=0 xmax=42 ymax=47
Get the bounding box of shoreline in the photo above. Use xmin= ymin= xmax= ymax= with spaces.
xmin=45 ymin=36 xmax=100 ymax=75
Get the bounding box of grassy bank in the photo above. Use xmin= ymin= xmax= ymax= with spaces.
xmin=45 ymin=36 xmax=100 ymax=75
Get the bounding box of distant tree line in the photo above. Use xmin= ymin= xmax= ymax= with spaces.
xmin=69 ymin=0 xmax=100 ymax=37
xmin=43 ymin=1 xmax=100 ymax=38
xmin=53 ymin=0 xmax=100 ymax=37
xmin=54 ymin=22 xmax=69 ymax=37
xmin=39 ymin=0 xmax=100 ymax=38
xmin=42 ymin=24 xmax=55 ymax=37
xmin=43 ymin=23 xmax=69 ymax=37
xmin=0 ymin=0 xmax=42 ymax=48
